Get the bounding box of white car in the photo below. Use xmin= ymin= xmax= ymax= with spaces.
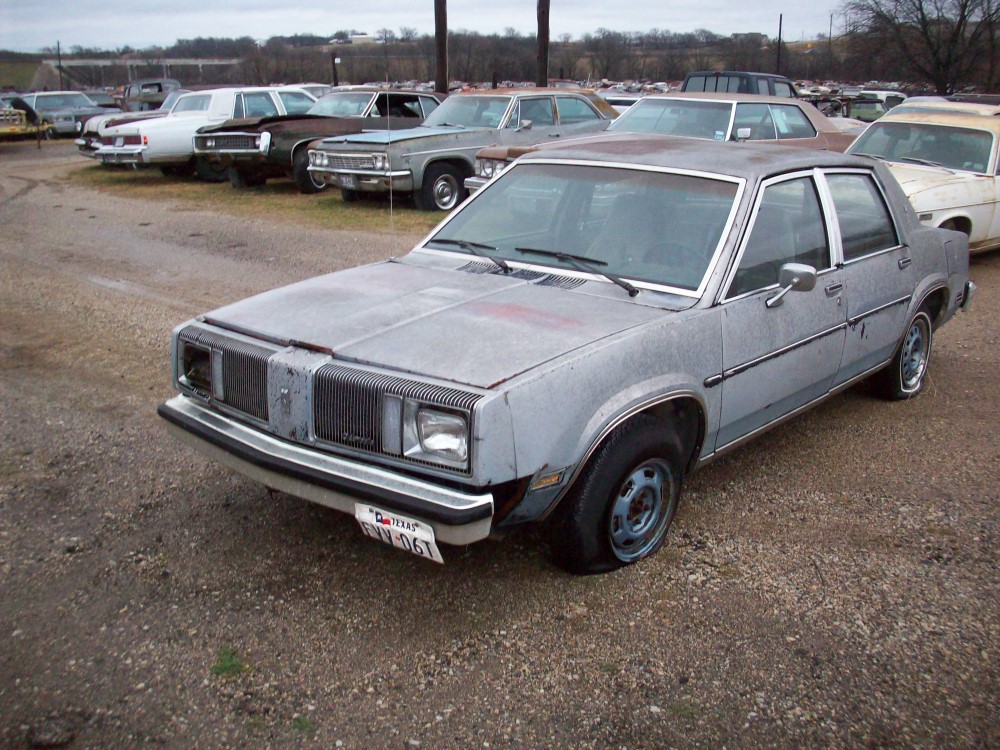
xmin=76 ymin=88 xmax=192 ymax=158
xmin=848 ymin=110 xmax=1000 ymax=251
xmin=94 ymin=86 xmax=316 ymax=180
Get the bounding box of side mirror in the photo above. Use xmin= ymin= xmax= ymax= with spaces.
xmin=735 ymin=127 xmax=752 ymax=141
xmin=517 ymin=118 xmax=533 ymax=131
xmin=766 ymin=262 xmax=817 ymax=308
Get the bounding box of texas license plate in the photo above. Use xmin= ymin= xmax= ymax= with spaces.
xmin=339 ymin=174 xmax=357 ymax=189
xmin=355 ymin=504 xmax=443 ymax=563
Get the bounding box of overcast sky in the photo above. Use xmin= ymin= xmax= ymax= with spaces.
xmin=1 ymin=0 xmax=840 ymax=54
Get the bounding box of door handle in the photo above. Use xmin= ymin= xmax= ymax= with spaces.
xmin=825 ymin=282 xmax=843 ymax=296
xmin=898 ymin=257 xmax=912 ymax=269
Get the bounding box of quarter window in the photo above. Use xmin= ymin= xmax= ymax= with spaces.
xmin=826 ymin=173 xmax=899 ymax=261
xmin=728 ymin=177 xmax=830 ymax=298
xmin=278 ymin=91 xmax=315 ymax=114
xmin=772 ymin=105 xmax=816 ymax=139
xmin=517 ymin=97 xmax=556 ymax=127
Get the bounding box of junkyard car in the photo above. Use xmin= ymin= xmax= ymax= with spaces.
xmin=158 ymin=135 xmax=973 ymax=574
xmin=306 ymin=88 xmax=617 ymax=210
xmin=847 ymin=110 xmax=1000 ymax=251
xmin=466 ymin=92 xmax=857 ymax=193
xmin=76 ymin=88 xmax=191 ymax=158
xmin=94 ymin=86 xmax=316 ymax=180
xmin=117 ymin=78 xmax=183 ymax=112
xmin=193 ymin=88 xmax=443 ymax=193
xmin=19 ymin=91 xmax=120 ymax=137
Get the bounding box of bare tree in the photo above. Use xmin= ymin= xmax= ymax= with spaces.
xmin=841 ymin=0 xmax=1000 ymax=92
xmin=399 ymin=27 xmax=419 ymax=42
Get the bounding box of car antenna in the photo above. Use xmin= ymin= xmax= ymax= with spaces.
xmin=385 ymin=72 xmax=395 ymax=238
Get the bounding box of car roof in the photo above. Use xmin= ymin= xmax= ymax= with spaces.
xmin=640 ymin=92 xmax=807 ymax=105
xmin=877 ymin=110 xmax=1000 ymax=131
xmin=515 ymin=132 xmax=874 ymax=180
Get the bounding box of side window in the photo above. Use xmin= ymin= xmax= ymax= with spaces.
xmin=384 ymin=94 xmax=423 ymax=118
xmin=556 ymin=96 xmax=599 ymax=124
xmin=772 ymin=105 xmax=817 ymax=139
xmin=232 ymin=95 xmax=245 ymax=119
xmin=728 ymin=177 xmax=830 ymax=298
xmin=419 ymin=96 xmax=440 ymax=116
xmin=243 ymin=93 xmax=278 ymax=117
xmin=278 ymin=91 xmax=315 ymax=114
xmin=757 ymin=79 xmax=769 ymax=95
xmin=826 ymin=173 xmax=899 ymax=261
xmin=518 ymin=97 xmax=555 ymax=127
xmin=773 ymin=81 xmax=794 ymax=98
xmin=686 ymin=76 xmax=707 ymax=92
xmin=733 ymin=103 xmax=776 ymax=140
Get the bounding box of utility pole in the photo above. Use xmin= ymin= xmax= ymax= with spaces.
xmin=776 ymin=15 xmax=783 ymax=75
xmin=434 ymin=0 xmax=448 ymax=94
xmin=536 ymin=0 xmax=551 ymax=87
xmin=57 ymin=40 xmax=65 ymax=89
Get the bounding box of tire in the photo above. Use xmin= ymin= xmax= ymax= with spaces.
xmin=546 ymin=414 xmax=683 ymax=574
xmin=43 ymin=126 xmax=57 ymax=140
xmin=161 ymin=162 xmax=194 ymax=178
xmin=228 ymin=166 xmax=266 ymax=189
xmin=292 ymin=149 xmax=326 ymax=194
xmin=872 ymin=306 xmax=933 ymax=400
xmin=414 ymin=162 xmax=466 ymax=211
xmin=194 ymin=156 xmax=229 ymax=183
xmin=340 ymin=188 xmax=360 ymax=203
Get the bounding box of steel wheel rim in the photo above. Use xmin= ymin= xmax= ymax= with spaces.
xmin=608 ymin=458 xmax=673 ymax=562
xmin=901 ymin=317 xmax=928 ymax=390
xmin=433 ymin=174 xmax=459 ymax=210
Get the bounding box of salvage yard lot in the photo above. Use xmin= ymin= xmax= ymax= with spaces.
xmin=0 ymin=140 xmax=997 ymax=748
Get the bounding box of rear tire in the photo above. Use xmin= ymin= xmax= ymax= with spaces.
xmin=228 ymin=166 xmax=266 ymax=188
xmin=414 ymin=162 xmax=466 ymax=211
xmin=871 ymin=306 xmax=933 ymax=400
xmin=547 ymin=415 xmax=683 ymax=575
xmin=292 ymin=149 xmax=326 ymax=194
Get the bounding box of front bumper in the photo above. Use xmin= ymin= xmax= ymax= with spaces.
xmin=158 ymin=395 xmax=494 ymax=545
xmin=308 ymin=166 xmax=414 ymax=194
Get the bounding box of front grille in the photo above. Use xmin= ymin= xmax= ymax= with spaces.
xmin=198 ymin=133 xmax=257 ymax=151
xmin=178 ymin=326 xmax=273 ymax=422
xmin=323 ymin=153 xmax=377 ymax=170
xmin=313 ymin=364 xmax=481 ymax=473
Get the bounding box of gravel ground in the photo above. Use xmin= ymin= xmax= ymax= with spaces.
xmin=0 ymin=140 xmax=997 ymax=749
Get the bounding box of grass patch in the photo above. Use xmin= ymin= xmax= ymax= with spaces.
xmin=292 ymin=716 xmax=317 ymax=734
xmin=66 ymin=161 xmax=443 ymax=236
xmin=670 ymin=701 xmax=698 ymax=718
xmin=211 ymin=646 xmax=247 ymax=678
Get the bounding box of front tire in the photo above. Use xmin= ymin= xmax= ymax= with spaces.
xmin=292 ymin=149 xmax=326 ymax=194
xmin=547 ymin=415 xmax=682 ymax=574
xmin=340 ymin=188 xmax=359 ymax=203
xmin=194 ymin=156 xmax=229 ymax=183
xmin=872 ymin=306 xmax=933 ymax=400
xmin=414 ymin=162 xmax=466 ymax=211
xmin=228 ymin=166 xmax=266 ymax=188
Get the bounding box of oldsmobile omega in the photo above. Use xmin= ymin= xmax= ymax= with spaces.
xmin=159 ymin=136 xmax=973 ymax=574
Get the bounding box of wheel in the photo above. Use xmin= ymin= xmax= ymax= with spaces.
xmin=340 ymin=188 xmax=359 ymax=203
xmin=194 ymin=156 xmax=229 ymax=183
xmin=228 ymin=166 xmax=266 ymax=188
xmin=546 ymin=414 xmax=683 ymax=574
xmin=292 ymin=149 xmax=326 ymax=194
xmin=414 ymin=162 xmax=466 ymax=211
xmin=43 ymin=126 xmax=57 ymax=140
xmin=872 ymin=306 xmax=933 ymax=400
xmin=161 ymin=162 xmax=194 ymax=178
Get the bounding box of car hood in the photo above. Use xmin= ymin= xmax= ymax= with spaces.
xmin=201 ymin=258 xmax=668 ymax=389
xmin=321 ymin=125 xmax=489 ymax=146
xmin=885 ymin=162 xmax=985 ymax=191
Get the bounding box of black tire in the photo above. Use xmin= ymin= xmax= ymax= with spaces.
xmin=292 ymin=149 xmax=326 ymax=194
xmin=546 ymin=415 xmax=683 ymax=575
xmin=871 ymin=306 xmax=933 ymax=400
xmin=340 ymin=188 xmax=360 ymax=203
xmin=194 ymin=156 xmax=229 ymax=183
xmin=43 ymin=126 xmax=57 ymax=140
xmin=161 ymin=162 xmax=194 ymax=178
xmin=228 ymin=166 xmax=266 ymax=189
xmin=414 ymin=162 xmax=466 ymax=211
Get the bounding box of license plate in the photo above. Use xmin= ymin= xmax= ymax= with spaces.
xmin=355 ymin=505 xmax=443 ymax=563
xmin=339 ymin=174 xmax=357 ymax=189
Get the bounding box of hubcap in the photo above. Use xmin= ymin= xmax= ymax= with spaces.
xmin=608 ymin=458 xmax=673 ymax=562
xmin=433 ymin=174 xmax=459 ymax=210
xmin=901 ymin=318 xmax=928 ymax=390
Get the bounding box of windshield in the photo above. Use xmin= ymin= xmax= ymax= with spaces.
xmin=308 ymin=92 xmax=375 ymax=117
xmin=422 ymin=95 xmax=513 ymax=128
xmin=425 ymin=162 xmax=738 ymax=293
xmin=849 ymin=120 xmax=994 ymax=173
xmin=609 ymin=98 xmax=734 ymax=140
xmin=35 ymin=93 xmax=95 ymax=109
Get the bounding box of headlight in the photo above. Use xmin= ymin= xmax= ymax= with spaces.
xmin=205 ymin=137 xmax=216 ymax=149
xmin=310 ymin=150 xmax=328 ymax=167
xmin=476 ymin=158 xmax=506 ymax=179
xmin=372 ymin=152 xmax=389 ymax=171
xmin=398 ymin=402 xmax=470 ymax=470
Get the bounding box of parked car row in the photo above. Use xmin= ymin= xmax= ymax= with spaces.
xmin=145 ymin=86 xmax=979 ymax=574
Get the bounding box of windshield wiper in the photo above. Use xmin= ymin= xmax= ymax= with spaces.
xmin=900 ymin=156 xmax=945 ymax=168
xmin=431 ymin=238 xmax=511 ymax=273
xmin=515 ymin=247 xmax=639 ymax=297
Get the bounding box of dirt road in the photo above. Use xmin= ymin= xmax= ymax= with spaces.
xmin=1 ymin=141 xmax=997 ymax=749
